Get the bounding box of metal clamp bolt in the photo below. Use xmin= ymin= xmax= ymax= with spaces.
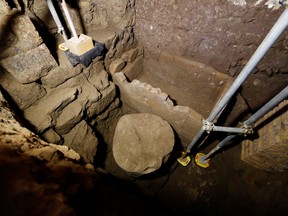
xmin=202 ymin=119 xmax=214 ymax=134
xmin=238 ymin=122 xmax=253 ymax=136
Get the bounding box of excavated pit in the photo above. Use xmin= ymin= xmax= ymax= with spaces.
xmin=1 ymin=0 xmax=288 ymax=215
xmin=98 ymin=52 xmax=288 ymax=216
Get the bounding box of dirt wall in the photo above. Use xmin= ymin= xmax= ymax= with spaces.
xmin=134 ymin=0 xmax=288 ymax=110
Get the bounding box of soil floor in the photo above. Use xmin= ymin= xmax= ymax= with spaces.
xmin=99 ymin=100 xmax=288 ymax=216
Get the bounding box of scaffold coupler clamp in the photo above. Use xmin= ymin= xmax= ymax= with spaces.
xmin=202 ymin=119 xmax=215 ymax=134
xmin=238 ymin=122 xmax=253 ymax=136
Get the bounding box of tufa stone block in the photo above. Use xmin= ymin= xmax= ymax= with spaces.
xmin=67 ymin=34 xmax=94 ymax=56
xmin=0 ymin=43 xmax=57 ymax=84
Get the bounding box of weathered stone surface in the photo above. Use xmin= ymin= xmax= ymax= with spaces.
xmin=105 ymin=27 xmax=137 ymax=67
xmin=57 ymin=73 xmax=101 ymax=109
xmin=0 ymin=70 xmax=46 ymax=109
xmin=23 ymin=87 xmax=80 ymax=133
xmin=89 ymin=27 xmax=117 ymax=51
xmin=78 ymin=0 xmax=135 ymax=30
xmin=55 ymin=102 xmax=84 ymax=135
xmin=112 ymin=113 xmax=174 ymax=175
xmin=1 ymin=43 xmax=57 ymax=84
xmin=83 ymin=59 xmax=105 ymax=80
xmin=109 ymin=59 xmax=126 ymax=74
xmin=87 ymin=82 xmax=117 ymax=118
xmin=0 ymin=13 xmax=42 ymax=59
xmin=241 ymin=99 xmax=288 ymax=172
xmin=121 ymin=48 xmax=139 ymax=63
xmin=86 ymin=69 xmax=110 ymax=91
xmin=32 ymin=1 xmax=59 ymax=32
xmin=0 ymin=92 xmax=32 ymax=136
xmin=41 ymin=51 xmax=84 ymax=89
xmin=25 ymin=146 xmax=60 ymax=162
xmin=121 ymin=56 xmax=143 ymax=81
xmin=41 ymin=128 xmax=63 ymax=145
xmin=95 ymin=98 xmax=120 ymax=123
xmin=62 ymin=120 xmax=98 ymax=163
xmin=49 ymin=144 xmax=81 ymax=161
xmin=0 ymin=90 xmax=81 ymax=163
xmin=113 ymin=72 xmax=202 ymax=144
xmin=0 ymin=0 xmax=10 ymax=14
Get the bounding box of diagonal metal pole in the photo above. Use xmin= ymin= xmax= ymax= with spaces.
xmin=186 ymin=8 xmax=288 ymax=154
xmin=200 ymin=85 xmax=288 ymax=162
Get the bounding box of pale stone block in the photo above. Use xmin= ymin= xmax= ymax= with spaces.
xmin=67 ymin=34 xmax=94 ymax=56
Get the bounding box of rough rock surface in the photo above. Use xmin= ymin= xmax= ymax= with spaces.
xmin=62 ymin=120 xmax=99 ymax=164
xmin=0 ymin=91 xmax=81 ymax=163
xmin=0 ymin=70 xmax=46 ymax=110
xmin=134 ymin=0 xmax=288 ymax=111
xmin=24 ymin=87 xmax=80 ymax=133
xmin=135 ymin=0 xmax=287 ymax=74
xmin=0 ymin=11 xmax=42 ymax=59
xmin=1 ymin=43 xmax=57 ymax=84
xmin=112 ymin=113 xmax=174 ymax=175
xmin=0 ymin=89 xmax=165 ymax=216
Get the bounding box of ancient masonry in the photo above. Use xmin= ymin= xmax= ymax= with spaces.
xmin=241 ymin=99 xmax=288 ymax=171
xmin=0 ymin=0 xmax=140 ymax=163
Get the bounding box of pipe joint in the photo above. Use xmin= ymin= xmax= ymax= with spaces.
xmin=202 ymin=119 xmax=214 ymax=134
xmin=238 ymin=122 xmax=253 ymax=136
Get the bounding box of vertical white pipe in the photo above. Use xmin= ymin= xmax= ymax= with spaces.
xmin=60 ymin=0 xmax=78 ymax=39
xmin=46 ymin=0 xmax=68 ymax=42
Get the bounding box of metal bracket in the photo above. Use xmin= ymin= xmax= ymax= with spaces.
xmin=202 ymin=119 xmax=214 ymax=133
xmin=238 ymin=122 xmax=254 ymax=136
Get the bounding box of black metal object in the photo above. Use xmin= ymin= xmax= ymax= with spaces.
xmin=64 ymin=41 xmax=105 ymax=67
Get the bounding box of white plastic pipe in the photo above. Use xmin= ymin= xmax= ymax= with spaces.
xmin=46 ymin=0 xmax=68 ymax=42
xmin=60 ymin=0 xmax=78 ymax=39
xmin=187 ymin=8 xmax=288 ymax=153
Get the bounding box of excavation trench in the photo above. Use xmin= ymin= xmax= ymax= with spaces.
xmin=94 ymin=52 xmax=288 ymax=216
xmin=1 ymin=1 xmax=288 ymax=215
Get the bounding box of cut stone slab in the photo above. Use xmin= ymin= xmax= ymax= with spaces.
xmin=62 ymin=120 xmax=98 ymax=164
xmin=241 ymin=99 xmax=288 ymax=172
xmin=109 ymin=58 xmax=126 ymax=74
xmin=57 ymin=73 xmax=101 ymax=109
xmin=40 ymin=128 xmax=63 ymax=145
xmin=0 ymin=90 xmax=81 ymax=163
xmin=95 ymin=98 xmax=120 ymax=123
xmin=87 ymin=69 xmax=110 ymax=91
xmin=86 ymin=82 xmax=117 ymax=118
xmin=0 ymin=13 xmax=42 ymax=59
xmin=121 ymin=56 xmax=144 ymax=81
xmin=112 ymin=113 xmax=175 ymax=176
xmin=121 ymin=48 xmax=139 ymax=63
xmin=55 ymin=102 xmax=84 ymax=135
xmin=87 ymin=27 xmax=117 ymax=50
xmin=0 ymin=70 xmax=46 ymax=110
xmin=1 ymin=43 xmax=57 ymax=84
xmin=23 ymin=87 xmax=80 ymax=133
xmin=41 ymin=50 xmax=84 ymax=89
xmin=113 ymin=72 xmax=203 ymax=145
